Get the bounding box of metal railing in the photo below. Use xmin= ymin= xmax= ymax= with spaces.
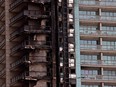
xmin=0 ymin=25 xmax=5 ymax=34
xmin=0 ymin=0 xmax=4 ymax=6
xmin=11 ymin=44 xmax=22 ymax=53
xmin=81 ymin=74 xmax=116 ymax=80
xmin=29 ymin=56 xmax=49 ymax=63
xmin=24 ymin=10 xmax=49 ymax=18
xmin=10 ymin=27 xmax=24 ymax=39
xmin=80 ymin=29 xmax=116 ymax=36
xmin=1 ymin=83 xmax=5 ymax=87
xmin=0 ymin=11 xmax=5 ymax=19
xmin=0 ymin=67 xmax=5 ymax=76
xmin=81 ymin=44 xmax=116 ymax=51
xmin=11 ymin=71 xmax=48 ymax=83
xmin=0 ymin=54 xmax=5 ymax=63
xmin=0 ymin=38 xmax=5 ymax=48
xmin=10 ymin=25 xmax=51 ymax=39
xmin=10 ymin=12 xmax=24 ymax=23
xmin=10 ymin=56 xmax=48 ymax=68
xmin=79 ymin=15 xmax=116 ymax=22
xmin=10 ymin=10 xmax=50 ymax=24
xmin=10 ymin=0 xmax=51 ymax=9
xmin=10 ymin=56 xmax=28 ymax=68
xmin=81 ymin=60 xmax=116 ymax=65
xmin=79 ymin=0 xmax=116 ymax=7
xmin=23 ymin=40 xmax=51 ymax=49
xmin=10 ymin=0 xmax=27 ymax=9
xmin=11 ymin=40 xmax=51 ymax=53
xmin=24 ymin=25 xmax=51 ymax=33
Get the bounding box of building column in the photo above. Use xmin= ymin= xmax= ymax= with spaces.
xmin=75 ymin=0 xmax=81 ymax=87
xmin=5 ymin=0 xmax=10 ymax=87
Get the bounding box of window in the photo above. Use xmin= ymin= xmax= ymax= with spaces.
xmin=80 ymin=40 xmax=97 ymax=45
xmin=81 ymin=55 xmax=97 ymax=60
xmin=104 ymin=70 xmax=116 ymax=76
xmin=81 ymin=85 xmax=99 ymax=87
xmin=79 ymin=11 xmax=96 ymax=15
xmin=81 ymin=70 xmax=98 ymax=75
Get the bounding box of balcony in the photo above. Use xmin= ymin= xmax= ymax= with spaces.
xmin=10 ymin=56 xmax=28 ymax=69
xmin=11 ymin=41 xmax=51 ymax=54
xmin=0 ymin=54 xmax=5 ymax=64
xmin=0 ymin=38 xmax=5 ymax=49
xmin=79 ymin=0 xmax=116 ymax=8
xmin=10 ymin=56 xmax=49 ymax=69
xmin=81 ymin=74 xmax=116 ymax=83
xmin=11 ymin=44 xmax=22 ymax=54
xmin=80 ymin=30 xmax=116 ymax=38
xmin=0 ymin=11 xmax=5 ymax=21
xmin=0 ymin=0 xmax=5 ymax=7
xmin=0 ymin=25 xmax=5 ymax=34
xmin=0 ymin=68 xmax=5 ymax=77
xmin=81 ymin=60 xmax=116 ymax=68
xmin=1 ymin=83 xmax=5 ymax=87
xmin=10 ymin=25 xmax=51 ymax=40
xmin=11 ymin=71 xmax=49 ymax=84
xmin=79 ymin=15 xmax=116 ymax=23
xmin=81 ymin=45 xmax=116 ymax=50
xmin=23 ymin=40 xmax=51 ymax=49
xmin=29 ymin=56 xmax=50 ymax=63
xmin=10 ymin=0 xmax=51 ymax=12
xmin=10 ymin=10 xmax=49 ymax=26
xmin=24 ymin=25 xmax=51 ymax=34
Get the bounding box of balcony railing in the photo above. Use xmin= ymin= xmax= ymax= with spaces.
xmin=0 ymin=25 xmax=5 ymax=34
xmin=0 ymin=11 xmax=5 ymax=19
xmin=10 ymin=12 xmax=24 ymax=24
xmin=80 ymin=30 xmax=116 ymax=36
xmin=23 ymin=40 xmax=51 ymax=49
xmin=81 ymin=74 xmax=116 ymax=81
xmin=10 ymin=0 xmax=27 ymax=10
xmin=11 ymin=56 xmax=48 ymax=69
xmin=79 ymin=0 xmax=116 ymax=7
xmin=0 ymin=54 xmax=5 ymax=63
xmin=11 ymin=41 xmax=51 ymax=53
xmin=11 ymin=71 xmax=49 ymax=83
xmin=10 ymin=10 xmax=49 ymax=24
xmin=24 ymin=25 xmax=51 ymax=33
xmin=10 ymin=0 xmax=51 ymax=10
xmin=0 ymin=68 xmax=5 ymax=77
xmin=11 ymin=44 xmax=22 ymax=53
xmin=81 ymin=60 xmax=116 ymax=66
xmin=81 ymin=45 xmax=116 ymax=51
xmin=0 ymin=38 xmax=5 ymax=48
xmin=10 ymin=56 xmax=28 ymax=69
xmin=29 ymin=56 xmax=49 ymax=63
xmin=1 ymin=83 xmax=5 ymax=87
xmin=79 ymin=15 xmax=116 ymax=22
xmin=0 ymin=0 xmax=4 ymax=6
xmin=10 ymin=25 xmax=51 ymax=40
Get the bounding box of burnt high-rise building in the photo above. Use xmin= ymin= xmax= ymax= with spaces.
xmin=1 ymin=0 xmax=116 ymax=87
xmin=0 ymin=0 xmax=75 ymax=87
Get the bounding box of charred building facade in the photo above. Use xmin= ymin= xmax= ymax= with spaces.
xmin=0 ymin=0 xmax=75 ymax=87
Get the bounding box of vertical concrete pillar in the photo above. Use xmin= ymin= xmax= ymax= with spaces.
xmin=5 ymin=0 xmax=10 ymax=87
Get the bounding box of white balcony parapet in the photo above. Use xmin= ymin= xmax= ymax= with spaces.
xmin=79 ymin=0 xmax=116 ymax=7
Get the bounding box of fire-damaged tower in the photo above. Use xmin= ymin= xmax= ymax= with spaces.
xmin=0 ymin=0 xmax=76 ymax=87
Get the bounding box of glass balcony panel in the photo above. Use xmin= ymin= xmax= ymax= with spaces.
xmin=80 ymin=29 xmax=116 ymax=36
xmin=81 ymin=59 xmax=116 ymax=65
xmin=81 ymin=75 xmax=116 ymax=80
xmin=81 ymin=45 xmax=116 ymax=50
xmin=79 ymin=0 xmax=116 ymax=7
xmin=79 ymin=15 xmax=116 ymax=21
